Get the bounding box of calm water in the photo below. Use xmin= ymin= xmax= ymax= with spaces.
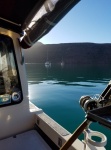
xmin=26 ymin=63 xmax=111 ymax=149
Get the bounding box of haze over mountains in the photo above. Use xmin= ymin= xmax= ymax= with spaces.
xmin=24 ymin=42 xmax=111 ymax=65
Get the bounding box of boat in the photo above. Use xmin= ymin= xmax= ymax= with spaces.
xmin=45 ymin=50 xmax=51 ymax=67
xmin=45 ymin=61 xmax=51 ymax=68
xmin=0 ymin=0 xmax=109 ymax=150
xmin=61 ymin=61 xmax=64 ymax=66
xmin=61 ymin=58 xmax=64 ymax=67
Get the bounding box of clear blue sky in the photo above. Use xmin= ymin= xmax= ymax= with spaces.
xmin=39 ymin=0 xmax=111 ymax=44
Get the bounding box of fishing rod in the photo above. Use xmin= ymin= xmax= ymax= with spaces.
xmin=60 ymin=119 xmax=90 ymax=150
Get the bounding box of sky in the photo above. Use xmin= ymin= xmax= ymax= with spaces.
xmin=39 ymin=0 xmax=111 ymax=44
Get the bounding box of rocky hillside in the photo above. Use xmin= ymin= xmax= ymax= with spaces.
xmin=23 ymin=42 xmax=111 ymax=65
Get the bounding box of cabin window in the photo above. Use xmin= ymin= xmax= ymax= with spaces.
xmin=0 ymin=34 xmax=22 ymax=107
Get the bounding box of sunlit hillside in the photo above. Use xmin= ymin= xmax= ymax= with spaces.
xmin=24 ymin=42 xmax=111 ymax=65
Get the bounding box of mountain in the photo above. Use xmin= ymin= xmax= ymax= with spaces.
xmin=23 ymin=42 xmax=111 ymax=65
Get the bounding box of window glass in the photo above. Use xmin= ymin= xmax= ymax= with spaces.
xmin=0 ymin=34 xmax=22 ymax=106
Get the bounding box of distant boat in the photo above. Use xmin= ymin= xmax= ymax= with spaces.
xmin=60 ymin=57 xmax=64 ymax=67
xmin=61 ymin=61 xmax=64 ymax=67
xmin=45 ymin=50 xmax=51 ymax=67
xmin=45 ymin=61 xmax=51 ymax=67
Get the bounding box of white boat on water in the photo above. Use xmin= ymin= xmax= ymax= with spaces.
xmin=45 ymin=61 xmax=51 ymax=67
xmin=61 ymin=61 xmax=64 ymax=67
xmin=45 ymin=50 xmax=51 ymax=67
xmin=0 ymin=0 xmax=109 ymax=150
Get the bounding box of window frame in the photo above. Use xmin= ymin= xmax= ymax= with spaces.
xmin=0 ymin=34 xmax=23 ymax=107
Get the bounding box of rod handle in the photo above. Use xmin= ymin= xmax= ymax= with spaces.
xmin=60 ymin=119 xmax=89 ymax=150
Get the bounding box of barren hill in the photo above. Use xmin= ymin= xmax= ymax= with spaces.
xmin=24 ymin=42 xmax=111 ymax=65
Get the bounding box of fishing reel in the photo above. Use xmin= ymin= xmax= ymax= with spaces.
xmin=79 ymin=95 xmax=99 ymax=112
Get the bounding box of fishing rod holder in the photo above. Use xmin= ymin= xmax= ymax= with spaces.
xmin=83 ymin=128 xmax=107 ymax=149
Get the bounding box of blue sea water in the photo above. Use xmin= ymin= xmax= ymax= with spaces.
xmin=26 ymin=63 xmax=111 ymax=149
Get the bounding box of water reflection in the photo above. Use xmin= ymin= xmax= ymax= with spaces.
xmin=26 ymin=63 xmax=111 ymax=85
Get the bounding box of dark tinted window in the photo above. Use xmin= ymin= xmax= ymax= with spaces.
xmin=0 ymin=34 xmax=22 ymax=107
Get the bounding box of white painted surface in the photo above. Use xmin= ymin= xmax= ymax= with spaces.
xmin=0 ymin=130 xmax=52 ymax=150
xmin=0 ymin=28 xmax=40 ymax=139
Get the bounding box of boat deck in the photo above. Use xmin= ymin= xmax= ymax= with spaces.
xmin=0 ymin=130 xmax=52 ymax=150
